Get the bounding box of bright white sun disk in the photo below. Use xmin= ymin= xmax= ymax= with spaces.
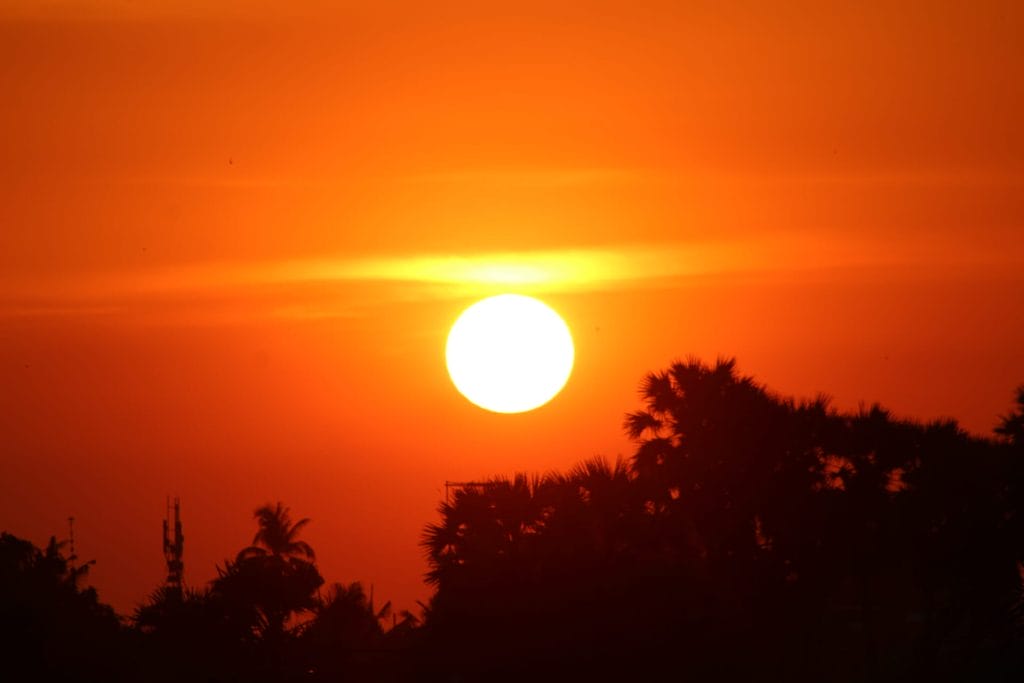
xmin=446 ymin=294 xmax=574 ymax=413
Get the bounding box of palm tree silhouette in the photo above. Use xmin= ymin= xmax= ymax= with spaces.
xmin=416 ymin=362 xmax=1024 ymax=681
xmin=211 ymin=501 xmax=323 ymax=678
xmin=237 ymin=502 xmax=315 ymax=563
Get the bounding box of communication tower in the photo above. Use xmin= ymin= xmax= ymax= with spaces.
xmin=162 ymin=497 xmax=184 ymax=597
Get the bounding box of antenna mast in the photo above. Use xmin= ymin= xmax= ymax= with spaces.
xmin=162 ymin=497 xmax=184 ymax=598
xmin=444 ymin=481 xmax=498 ymax=505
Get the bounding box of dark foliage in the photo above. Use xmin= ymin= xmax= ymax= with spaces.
xmin=0 ymin=533 xmax=126 ymax=682
xmin=421 ymin=358 xmax=1024 ymax=682
xmin=4 ymin=359 xmax=1023 ymax=682
xmin=126 ymin=501 xmax=415 ymax=682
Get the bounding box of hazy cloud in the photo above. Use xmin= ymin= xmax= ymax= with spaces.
xmin=7 ymin=229 xmax=1015 ymax=321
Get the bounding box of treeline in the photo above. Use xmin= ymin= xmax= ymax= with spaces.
xmin=2 ymin=357 xmax=1023 ymax=682
xmin=1 ymin=502 xmax=416 ymax=682
xmin=418 ymin=359 xmax=1024 ymax=682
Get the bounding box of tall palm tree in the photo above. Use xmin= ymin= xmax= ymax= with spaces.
xmin=215 ymin=502 xmax=323 ymax=659
xmin=237 ymin=502 xmax=315 ymax=563
xmin=422 ymin=475 xmax=546 ymax=587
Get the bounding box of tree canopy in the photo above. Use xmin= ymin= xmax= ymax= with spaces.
xmin=3 ymin=358 xmax=1022 ymax=682
xmin=421 ymin=358 xmax=1024 ymax=682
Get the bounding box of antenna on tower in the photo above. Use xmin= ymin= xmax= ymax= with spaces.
xmin=162 ymin=497 xmax=184 ymax=598
xmin=444 ymin=480 xmax=498 ymax=505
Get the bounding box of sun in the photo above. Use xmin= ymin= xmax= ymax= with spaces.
xmin=446 ymin=294 xmax=575 ymax=414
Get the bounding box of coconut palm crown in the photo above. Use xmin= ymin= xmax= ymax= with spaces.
xmin=236 ymin=502 xmax=315 ymax=563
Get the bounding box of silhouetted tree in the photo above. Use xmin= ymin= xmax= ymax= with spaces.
xmin=6 ymin=360 xmax=1021 ymax=683
xmin=238 ymin=502 xmax=316 ymax=564
xmin=0 ymin=532 xmax=125 ymax=682
xmin=298 ymin=582 xmax=390 ymax=679
xmin=997 ymin=385 xmax=1024 ymax=446
xmin=422 ymin=358 xmax=1024 ymax=682
xmin=221 ymin=503 xmax=323 ymax=634
xmin=131 ymin=584 xmax=254 ymax=682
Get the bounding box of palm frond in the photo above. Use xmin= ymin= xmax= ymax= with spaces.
xmin=624 ymin=410 xmax=662 ymax=439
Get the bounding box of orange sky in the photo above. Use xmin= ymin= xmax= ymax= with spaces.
xmin=1 ymin=1 xmax=1023 ymax=616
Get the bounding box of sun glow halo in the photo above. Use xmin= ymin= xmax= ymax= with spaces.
xmin=446 ymin=294 xmax=574 ymax=413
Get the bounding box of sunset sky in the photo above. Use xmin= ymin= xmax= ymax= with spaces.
xmin=2 ymin=1 xmax=1022 ymax=616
